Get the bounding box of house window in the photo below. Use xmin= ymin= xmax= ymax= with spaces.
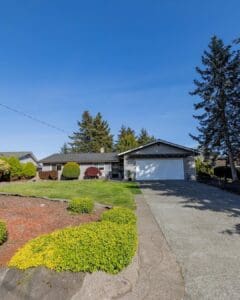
xmin=98 ymin=164 xmax=105 ymax=171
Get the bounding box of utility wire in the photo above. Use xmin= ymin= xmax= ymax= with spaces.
xmin=0 ymin=102 xmax=69 ymax=135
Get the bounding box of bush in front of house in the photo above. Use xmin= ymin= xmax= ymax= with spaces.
xmin=101 ymin=207 xmax=137 ymax=225
xmin=0 ymin=159 xmax=10 ymax=181
xmin=68 ymin=197 xmax=94 ymax=213
xmin=62 ymin=162 xmax=80 ymax=180
xmin=1 ymin=157 xmax=23 ymax=180
xmin=8 ymin=221 xmax=138 ymax=274
xmin=22 ymin=162 xmax=37 ymax=179
xmin=195 ymin=158 xmax=213 ymax=180
xmin=0 ymin=220 xmax=7 ymax=245
xmin=214 ymin=166 xmax=240 ymax=180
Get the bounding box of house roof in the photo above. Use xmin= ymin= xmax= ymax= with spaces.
xmin=0 ymin=151 xmax=38 ymax=162
xmin=40 ymin=153 xmax=119 ymax=164
xmin=118 ymin=139 xmax=199 ymax=156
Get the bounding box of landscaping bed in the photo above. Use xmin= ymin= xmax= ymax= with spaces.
xmin=0 ymin=195 xmax=105 ymax=266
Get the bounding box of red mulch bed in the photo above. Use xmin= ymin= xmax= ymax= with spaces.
xmin=0 ymin=195 xmax=105 ymax=266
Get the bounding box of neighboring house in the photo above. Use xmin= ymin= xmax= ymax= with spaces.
xmin=0 ymin=152 xmax=38 ymax=166
xmin=40 ymin=139 xmax=198 ymax=181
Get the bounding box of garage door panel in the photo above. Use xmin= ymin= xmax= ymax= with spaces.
xmin=136 ymin=159 xmax=184 ymax=180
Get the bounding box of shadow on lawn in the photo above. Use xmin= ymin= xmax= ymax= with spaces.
xmin=140 ymin=180 xmax=240 ymax=234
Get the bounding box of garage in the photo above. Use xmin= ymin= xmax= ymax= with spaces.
xmin=136 ymin=158 xmax=184 ymax=180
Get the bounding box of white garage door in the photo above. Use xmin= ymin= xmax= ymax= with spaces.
xmin=136 ymin=158 xmax=184 ymax=180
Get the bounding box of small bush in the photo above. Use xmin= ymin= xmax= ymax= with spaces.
xmin=195 ymin=158 xmax=213 ymax=180
xmin=0 ymin=220 xmax=7 ymax=245
xmin=101 ymin=207 xmax=137 ymax=225
xmin=214 ymin=166 xmax=240 ymax=180
xmin=0 ymin=159 xmax=10 ymax=180
xmin=9 ymin=221 xmax=137 ymax=274
xmin=62 ymin=162 xmax=80 ymax=179
xmin=22 ymin=162 xmax=36 ymax=179
xmin=39 ymin=170 xmax=58 ymax=180
xmin=68 ymin=197 xmax=94 ymax=213
xmin=6 ymin=157 xmax=23 ymax=180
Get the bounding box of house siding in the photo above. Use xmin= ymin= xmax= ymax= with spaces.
xmin=133 ymin=143 xmax=190 ymax=155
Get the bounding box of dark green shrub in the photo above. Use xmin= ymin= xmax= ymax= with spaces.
xmin=62 ymin=162 xmax=80 ymax=179
xmin=9 ymin=221 xmax=138 ymax=274
xmin=22 ymin=162 xmax=36 ymax=179
xmin=101 ymin=207 xmax=137 ymax=225
xmin=0 ymin=220 xmax=7 ymax=245
xmin=214 ymin=166 xmax=240 ymax=180
xmin=0 ymin=159 xmax=10 ymax=181
xmin=68 ymin=197 xmax=94 ymax=213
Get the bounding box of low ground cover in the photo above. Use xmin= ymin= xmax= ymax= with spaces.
xmin=9 ymin=218 xmax=137 ymax=274
xmin=0 ymin=180 xmax=140 ymax=209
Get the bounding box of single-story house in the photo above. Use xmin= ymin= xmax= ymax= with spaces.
xmin=0 ymin=151 xmax=38 ymax=166
xmin=40 ymin=139 xmax=198 ymax=181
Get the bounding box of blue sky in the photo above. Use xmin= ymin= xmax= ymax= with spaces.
xmin=0 ymin=0 xmax=240 ymax=159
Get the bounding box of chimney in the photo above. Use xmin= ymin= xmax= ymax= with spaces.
xmin=100 ymin=147 xmax=105 ymax=153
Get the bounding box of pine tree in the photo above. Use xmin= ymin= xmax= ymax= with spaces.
xmin=115 ymin=126 xmax=138 ymax=152
xmin=91 ymin=113 xmax=113 ymax=152
xmin=68 ymin=111 xmax=93 ymax=152
xmin=60 ymin=142 xmax=69 ymax=154
xmin=138 ymin=128 xmax=156 ymax=146
xmin=190 ymin=36 xmax=240 ymax=181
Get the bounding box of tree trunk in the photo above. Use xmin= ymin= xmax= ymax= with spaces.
xmin=228 ymin=150 xmax=238 ymax=181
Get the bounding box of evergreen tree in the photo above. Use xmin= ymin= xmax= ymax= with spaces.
xmin=68 ymin=111 xmax=94 ymax=152
xmin=190 ymin=36 xmax=240 ymax=181
xmin=138 ymin=128 xmax=156 ymax=146
xmin=115 ymin=126 xmax=138 ymax=152
xmin=91 ymin=113 xmax=113 ymax=152
xmin=60 ymin=142 xmax=69 ymax=154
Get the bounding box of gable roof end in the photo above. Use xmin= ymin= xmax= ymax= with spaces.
xmin=118 ymin=139 xmax=199 ymax=156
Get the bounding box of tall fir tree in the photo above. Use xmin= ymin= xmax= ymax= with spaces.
xmin=68 ymin=111 xmax=94 ymax=152
xmin=91 ymin=113 xmax=113 ymax=152
xmin=138 ymin=128 xmax=156 ymax=146
xmin=115 ymin=126 xmax=138 ymax=152
xmin=60 ymin=142 xmax=69 ymax=154
xmin=190 ymin=36 xmax=240 ymax=181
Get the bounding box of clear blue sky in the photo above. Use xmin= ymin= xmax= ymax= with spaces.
xmin=1 ymin=0 xmax=239 ymax=159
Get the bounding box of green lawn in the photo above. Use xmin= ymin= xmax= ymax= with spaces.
xmin=0 ymin=180 xmax=140 ymax=209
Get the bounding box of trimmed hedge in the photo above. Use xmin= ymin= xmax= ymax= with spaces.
xmin=62 ymin=162 xmax=80 ymax=179
xmin=22 ymin=162 xmax=36 ymax=179
xmin=214 ymin=166 xmax=240 ymax=180
xmin=101 ymin=207 xmax=137 ymax=225
xmin=8 ymin=221 xmax=137 ymax=274
xmin=0 ymin=220 xmax=7 ymax=245
xmin=68 ymin=197 xmax=94 ymax=213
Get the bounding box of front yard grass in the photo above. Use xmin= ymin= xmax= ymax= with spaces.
xmin=0 ymin=180 xmax=140 ymax=209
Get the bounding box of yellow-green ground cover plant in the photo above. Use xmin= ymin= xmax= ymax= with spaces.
xmin=9 ymin=208 xmax=138 ymax=274
xmin=0 ymin=220 xmax=7 ymax=245
xmin=101 ymin=207 xmax=137 ymax=225
xmin=68 ymin=197 xmax=94 ymax=213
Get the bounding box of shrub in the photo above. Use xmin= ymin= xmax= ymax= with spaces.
xmin=195 ymin=158 xmax=213 ymax=180
xmin=0 ymin=159 xmax=10 ymax=180
xmin=8 ymin=221 xmax=137 ymax=274
xmin=6 ymin=157 xmax=23 ymax=179
xmin=0 ymin=220 xmax=7 ymax=245
xmin=62 ymin=162 xmax=80 ymax=179
xmin=101 ymin=207 xmax=137 ymax=225
xmin=22 ymin=162 xmax=37 ymax=179
xmin=68 ymin=197 xmax=94 ymax=213
xmin=214 ymin=166 xmax=240 ymax=180
xmin=39 ymin=170 xmax=58 ymax=180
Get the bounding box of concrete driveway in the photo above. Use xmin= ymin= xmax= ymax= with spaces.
xmin=141 ymin=181 xmax=240 ymax=300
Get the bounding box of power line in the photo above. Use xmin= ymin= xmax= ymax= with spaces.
xmin=0 ymin=102 xmax=69 ymax=135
